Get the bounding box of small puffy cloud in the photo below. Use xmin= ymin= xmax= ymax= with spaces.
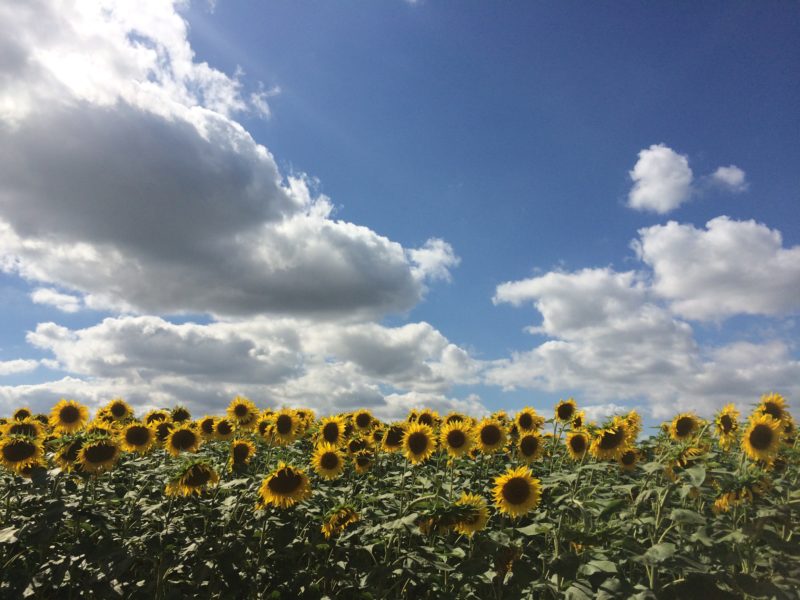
xmin=628 ymin=144 xmax=693 ymax=214
xmin=711 ymin=165 xmax=748 ymax=192
xmin=635 ymin=217 xmax=800 ymax=320
xmin=408 ymin=238 xmax=460 ymax=283
xmin=30 ymin=288 xmax=82 ymax=313
xmin=0 ymin=359 xmax=38 ymax=376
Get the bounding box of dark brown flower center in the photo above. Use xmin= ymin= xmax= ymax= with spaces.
xmin=200 ymin=419 xmax=215 ymax=435
xmin=172 ymin=408 xmax=191 ymax=422
xmin=156 ymin=422 xmax=174 ymax=441
xmin=320 ymin=452 xmax=340 ymax=470
xmin=146 ymin=412 xmax=168 ymax=424
xmin=520 ymin=435 xmax=539 ymax=456
xmin=418 ymin=413 xmax=434 ymax=426
xmin=232 ymin=443 xmax=251 ymax=463
xmin=480 ymin=424 xmax=501 ymax=447
xmin=276 ymin=414 xmax=293 ymax=435
xmin=216 ymin=421 xmax=232 ymax=436
xmin=59 ymin=404 xmax=81 ymax=424
xmin=355 ymin=413 xmax=372 ymax=429
xmin=349 ymin=439 xmax=367 ymax=454
xmin=84 ymin=442 xmax=117 ymax=464
xmin=8 ymin=423 xmax=38 ymax=437
xmin=125 ymin=425 xmax=151 ymax=446
xmin=518 ymin=413 xmax=533 ymax=430
xmin=356 ymin=454 xmax=371 ymax=468
xmin=569 ymin=434 xmax=587 ymax=454
xmin=763 ymin=402 xmax=783 ymax=421
xmin=557 ymin=403 xmax=575 ymax=421
xmin=749 ymin=424 xmax=774 ymax=451
xmin=385 ymin=426 xmax=404 ymax=447
xmin=110 ymin=402 xmax=128 ymax=418
xmin=621 ymin=450 xmax=636 ymax=466
xmin=268 ymin=469 xmax=303 ymax=495
xmin=170 ymin=429 xmax=197 ymax=450
xmin=322 ymin=422 xmax=340 ymax=443
xmin=447 ymin=429 xmax=467 ymax=449
xmin=599 ymin=428 xmax=624 ymax=450
xmin=407 ymin=431 xmax=429 ymax=455
xmin=719 ymin=414 xmax=734 ymax=433
xmin=234 ymin=404 xmax=249 ymax=417
xmin=258 ymin=421 xmax=270 ymax=436
xmin=675 ymin=416 xmax=695 ymax=437
xmin=13 ymin=409 xmax=32 ymax=421
xmin=502 ymin=477 xmax=531 ymax=505
xmin=184 ymin=465 xmax=212 ymax=487
xmin=3 ymin=440 xmax=37 ymax=462
xmin=61 ymin=440 xmax=83 ymax=462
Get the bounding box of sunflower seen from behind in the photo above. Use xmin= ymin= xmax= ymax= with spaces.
xmin=440 ymin=421 xmax=474 ymax=458
xmin=49 ymin=399 xmax=89 ymax=434
xmin=312 ymin=443 xmax=345 ymax=480
xmin=493 ymin=465 xmax=541 ymax=518
xmin=258 ymin=462 xmax=312 ymax=509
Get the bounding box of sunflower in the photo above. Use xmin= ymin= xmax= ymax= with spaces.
xmin=319 ymin=416 xmax=346 ymax=446
xmin=517 ymin=432 xmax=544 ymax=463
xmin=197 ymin=416 xmax=217 ymax=438
xmin=257 ymin=462 xmax=312 ymax=509
xmin=715 ymin=404 xmax=740 ymax=450
xmin=353 ymin=451 xmax=374 ymax=474
xmin=119 ymin=423 xmax=156 ymax=454
xmin=515 ymin=408 xmax=544 ymax=433
xmin=256 ymin=414 xmax=273 ymax=439
xmin=322 ymin=506 xmax=360 ymax=540
xmin=86 ymin=421 xmax=117 ymax=437
xmin=0 ymin=435 xmax=44 ymax=474
xmin=493 ymin=465 xmax=541 ymax=518
xmin=144 ymin=409 xmax=171 ymax=425
xmin=590 ymin=417 xmax=630 ymax=461
xmin=416 ymin=409 xmax=439 ymax=428
xmin=33 ymin=414 xmax=50 ymax=427
xmin=271 ymin=409 xmax=300 ymax=445
xmin=78 ymin=439 xmax=121 ymax=474
xmin=571 ymin=411 xmax=586 ymax=430
xmin=402 ymin=422 xmax=436 ymax=464
xmin=12 ymin=407 xmax=33 ymax=421
xmin=227 ymin=396 xmax=259 ymax=429
xmin=229 ymin=438 xmax=256 ymax=470
xmin=352 ymin=409 xmax=374 ymax=432
xmin=444 ymin=412 xmax=466 ymax=425
xmin=154 ymin=420 xmax=175 ymax=444
xmin=170 ymin=406 xmax=192 ymax=423
xmin=105 ymin=398 xmax=133 ymax=422
xmin=370 ymin=426 xmax=385 ymax=446
xmin=49 ymin=399 xmax=89 ymax=433
xmin=756 ymin=393 xmax=791 ymax=425
xmin=166 ymin=461 xmax=219 ymax=497
xmin=742 ymin=414 xmax=783 ymax=462
xmin=565 ymin=431 xmax=589 ymax=460
xmin=669 ymin=413 xmax=699 ymax=442
xmin=3 ymin=418 xmax=44 ymax=440
xmin=55 ymin=438 xmax=84 ymax=472
xmin=624 ymin=410 xmax=642 ymax=439
xmin=166 ymin=425 xmax=202 ymax=456
xmin=312 ymin=443 xmax=345 ymax=479
xmin=555 ymin=398 xmax=577 ymax=423
xmin=440 ymin=421 xmax=474 ymax=458
xmin=475 ymin=418 xmax=507 ymax=454
xmin=453 ymin=493 xmax=489 ymax=537
xmin=213 ymin=418 xmax=235 ymax=441
xmin=619 ymin=448 xmax=638 ymax=471
xmin=382 ymin=423 xmax=406 ymax=453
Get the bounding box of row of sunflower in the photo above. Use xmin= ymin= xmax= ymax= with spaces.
xmin=0 ymin=394 xmax=797 ymax=598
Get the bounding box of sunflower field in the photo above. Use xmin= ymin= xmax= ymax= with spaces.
xmin=1 ymin=395 xmax=798 ymax=599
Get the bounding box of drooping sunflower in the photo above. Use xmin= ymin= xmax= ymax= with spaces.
xmin=555 ymin=398 xmax=577 ymax=423
xmin=105 ymin=398 xmax=133 ymax=422
xmin=171 ymin=406 xmax=192 ymax=423
xmin=0 ymin=435 xmax=44 ymax=474
xmin=756 ymin=393 xmax=791 ymax=425
xmin=370 ymin=426 xmax=385 ymax=447
xmin=166 ymin=425 xmax=202 ymax=457
xmin=669 ymin=413 xmax=700 ymax=442
xmin=493 ymin=465 xmax=541 ymax=518
xmin=353 ymin=452 xmax=374 ymax=474
xmin=144 ymin=409 xmax=171 ymax=425
xmin=475 ymin=418 xmax=507 ymax=454
xmin=453 ymin=493 xmax=489 ymax=537
xmin=271 ymin=409 xmax=300 ymax=445
xmin=227 ymin=396 xmax=259 ymax=429
xmin=78 ymin=438 xmax=121 ymax=474
xmin=382 ymin=423 xmax=406 ymax=453
xmin=165 ymin=461 xmax=219 ymax=497
xmin=312 ymin=443 xmax=345 ymax=479
xmin=517 ymin=432 xmax=544 ymax=463
xmin=571 ymin=411 xmax=586 ymax=430
xmin=319 ymin=416 xmax=346 ymax=446
xmin=565 ymin=431 xmax=589 ymax=460
xmin=590 ymin=417 xmax=630 ymax=461
xmin=402 ymin=422 xmax=436 ymax=464
xmin=515 ymin=407 xmax=544 ymax=433
xmin=346 ymin=436 xmax=371 ymax=456
xmin=49 ymin=399 xmax=89 ymax=434
xmin=197 ymin=416 xmax=217 ymax=438
xmin=321 ymin=506 xmax=360 ymax=540
xmin=715 ymin=404 xmax=740 ymax=450
xmin=34 ymin=413 xmax=50 ymax=428
xmin=444 ymin=412 xmax=466 ymax=425
xmin=213 ymin=417 xmax=235 ymax=441
xmin=12 ymin=407 xmax=33 ymax=421
xmin=624 ymin=410 xmax=642 ymax=439
xmin=119 ymin=423 xmax=156 ymax=454
xmin=229 ymin=438 xmax=256 ymax=470
xmin=55 ymin=438 xmax=84 ymax=472
xmin=257 ymin=462 xmax=312 ymax=509
xmin=742 ymin=414 xmax=783 ymax=462
xmin=619 ymin=448 xmax=638 ymax=471
xmin=352 ymin=409 xmax=374 ymax=432
xmin=440 ymin=421 xmax=474 ymax=458
xmin=3 ymin=418 xmax=44 ymax=440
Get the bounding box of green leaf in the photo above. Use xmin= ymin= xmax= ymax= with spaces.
xmin=669 ymin=508 xmax=705 ymax=525
xmin=685 ymin=465 xmax=706 ymax=487
xmin=640 ymin=542 xmax=675 ymax=565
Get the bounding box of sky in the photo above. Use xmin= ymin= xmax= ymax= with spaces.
xmin=1 ymin=0 xmax=798 ymax=429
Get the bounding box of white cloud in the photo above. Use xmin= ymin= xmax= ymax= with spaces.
xmin=0 ymin=359 xmax=38 ymax=376
xmin=30 ymin=288 xmax=82 ymax=313
xmin=628 ymin=144 xmax=693 ymax=214
xmin=711 ymin=165 xmax=748 ymax=192
xmin=0 ymin=0 xmax=456 ymax=319
xmin=635 ymin=217 xmax=800 ymax=320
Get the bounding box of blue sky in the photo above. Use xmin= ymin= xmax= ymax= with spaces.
xmin=0 ymin=1 xmax=798 ymax=426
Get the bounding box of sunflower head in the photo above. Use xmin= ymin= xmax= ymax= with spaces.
xmin=590 ymin=417 xmax=630 ymax=461
xmin=49 ymin=399 xmax=89 ymax=434
xmin=55 ymin=437 xmax=85 ymax=472
xmin=352 ymin=409 xmax=374 ymax=432
xmin=517 ymin=432 xmax=543 ymax=463
xmin=1 ymin=435 xmax=44 ymax=474
xmin=403 ymin=422 xmax=436 ymax=464
xmin=565 ymin=431 xmax=589 ymax=460
xmin=312 ymin=443 xmax=345 ymax=480
xmin=319 ymin=416 xmax=345 ymax=446
xmin=619 ymin=448 xmax=638 ymax=471
xmin=742 ymin=414 xmax=782 ymax=462
xmin=444 ymin=412 xmax=466 ymax=425
xmin=624 ymin=410 xmax=642 ymax=439
xmin=353 ymin=451 xmax=374 ymax=474
xmin=105 ymin=398 xmax=133 ymax=422
xmin=669 ymin=413 xmax=699 ymax=442
xmin=3 ymin=418 xmax=45 ymax=440
xmin=416 ymin=409 xmax=439 ymax=428
xmin=453 ymin=493 xmax=489 ymax=537
xmin=476 ymin=418 xmax=507 ymax=454
xmin=119 ymin=423 xmax=156 ymax=454
xmin=322 ymin=505 xmax=360 ymax=540
xmin=167 ymin=406 xmax=190 ymax=423
xmin=166 ymin=461 xmax=219 ymax=497
xmin=12 ymin=407 xmax=33 ymax=421
xmin=571 ymin=411 xmax=586 ymax=430
xmin=756 ymin=393 xmax=790 ymax=424
xmin=213 ymin=418 xmax=235 ymax=441
xmin=229 ymin=438 xmax=256 ymax=471
xmin=154 ymin=420 xmax=175 ymax=444
xmin=493 ymin=465 xmax=541 ymax=518
xmin=515 ymin=408 xmax=544 ymax=433
xmin=78 ymin=438 xmax=121 ymax=474
xmin=144 ymin=409 xmax=171 ymax=425
xmin=382 ymin=423 xmax=406 ymax=453
xmin=197 ymin=416 xmax=217 ymax=438
xmin=227 ymin=396 xmax=258 ymax=428
xmin=440 ymin=421 xmax=474 ymax=458
xmin=555 ymin=398 xmax=577 ymax=423
xmin=271 ymin=409 xmax=300 ymax=445
xmin=257 ymin=462 xmax=312 ymax=509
